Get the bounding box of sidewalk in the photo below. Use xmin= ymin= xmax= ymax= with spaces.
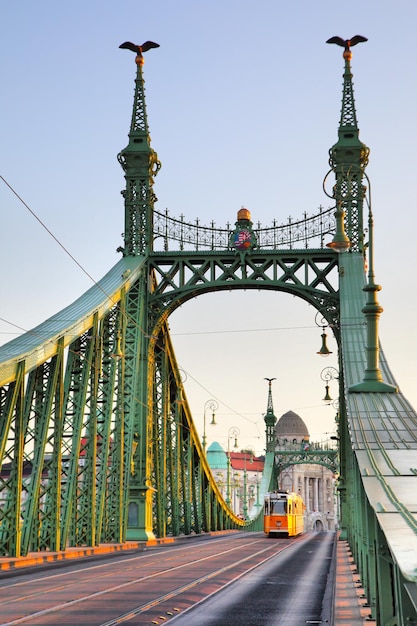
xmin=334 ymin=538 xmax=376 ymax=625
xmin=0 ymin=531 xmax=234 ymax=573
xmin=0 ymin=538 xmax=170 ymax=572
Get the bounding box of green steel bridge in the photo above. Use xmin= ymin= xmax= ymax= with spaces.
xmin=0 ymin=38 xmax=416 ymax=624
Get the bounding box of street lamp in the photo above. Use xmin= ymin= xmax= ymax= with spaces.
xmin=242 ymin=450 xmax=253 ymax=520
xmin=226 ymin=427 xmax=240 ymax=507
xmin=202 ymin=399 xmax=218 ymax=451
xmin=349 ymin=176 xmax=397 ymax=393
xmin=315 ymin=311 xmax=332 ymax=357
xmin=254 ymin=475 xmax=261 ymax=509
xmin=320 ymin=367 xmax=339 ymax=403
xmin=322 ymin=170 xmax=351 ymax=254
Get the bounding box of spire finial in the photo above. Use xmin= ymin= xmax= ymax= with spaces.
xmin=264 ymin=378 xmax=276 ymax=452
xmin=119 ymin=40 xmax=160 ymax=66
xmin=264 ymin=378 xmax=276 ymax=413
xmin=326 ymin=35 xmax=368 ymax=60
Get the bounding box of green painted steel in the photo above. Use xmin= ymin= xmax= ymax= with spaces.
xmin=0 ymin=38 xmax=416 ymax=623
xmin=275 ymin=446 xmax=338 ymax=475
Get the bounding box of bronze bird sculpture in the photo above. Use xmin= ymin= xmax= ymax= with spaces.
xmin=119 ymin=41 xmax=160 ymax=56
xmin=326 ymin=35 xmax=368 ymax=51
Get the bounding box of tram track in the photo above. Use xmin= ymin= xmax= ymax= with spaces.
xmin=0 ymin=533 xmax=316 ymax=625
xmin=100 ymin=541 xmax=299 ymax=626
xmin=0 ymin=535 xmax=263 ymax=602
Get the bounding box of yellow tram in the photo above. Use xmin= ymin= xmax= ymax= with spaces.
xmin=264 ymin=491 xmax=305 ymax=537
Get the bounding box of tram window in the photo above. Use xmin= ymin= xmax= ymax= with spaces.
xmin=271 ymin=500 xmax=286 ymax=514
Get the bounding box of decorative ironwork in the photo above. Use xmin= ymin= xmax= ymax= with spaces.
xmin=153 ymin=206 xmax=335 ymax=252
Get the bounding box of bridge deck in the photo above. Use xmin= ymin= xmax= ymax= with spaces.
xmin=0 ymin=531 xmax=372 ymax=625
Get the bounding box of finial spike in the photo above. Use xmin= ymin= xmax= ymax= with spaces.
xmin=326 ymin=35 xmax=368 ymax=51
xmin=326 ymin=35 xmax=367 ymax=60
xmin=119 ymin=40 xmax=160 ymax=65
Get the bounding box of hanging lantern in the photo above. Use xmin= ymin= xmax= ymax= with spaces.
xmin=317 ymin=328 xmax=332 ymax=357
xmin=323 ymin=384 xmax=332 ymax=402
xmin=326 ymin=202 xmax=350 ymax=253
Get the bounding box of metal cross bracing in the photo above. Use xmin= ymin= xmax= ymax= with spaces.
xmin=0 ymin=262 xmax=252 ymax=557
xmin=0 ymin=36 xmax=416 ymax=624
xmin=147 ymin=249 xmax=340 ymax=332
xmin=275 ymin=447 xmax=338 ymax=476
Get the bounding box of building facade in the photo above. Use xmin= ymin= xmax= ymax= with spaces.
xmin=206 ymin=442 xmax=264 ymax=519
xmin=274 ymin=410 xmax=337 ymax=531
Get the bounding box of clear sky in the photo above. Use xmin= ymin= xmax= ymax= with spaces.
xmin=1 ymin=1 xmax=416 ymax=456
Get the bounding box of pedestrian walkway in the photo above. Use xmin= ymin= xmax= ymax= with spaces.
xmin=0 ymin=531 xmax=234 ymax=572
xmin=334 ymin=538 xmax=376 ymax=625
xmin=0 ymin=539 xmax=152 ymax=572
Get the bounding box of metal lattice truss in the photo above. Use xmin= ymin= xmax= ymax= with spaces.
xmin=0 ymin=258 xmax=253 ymax=557
xmin=0 ymin=312 xmax=126 ymax=555
xmin=151 ymin=328 xmax=240 ymax=537
xmin=275 ymin=448 xmax=338 ymax=475
xmin=148 ymin=249 xmax=340 ymax=329
xmin=0 ymin=243 xmax=339 ymax=557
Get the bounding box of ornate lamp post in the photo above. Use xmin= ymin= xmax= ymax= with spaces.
xmin=202 ymin=399 xmax=218 ymax=451
xmin=349 ymin=180 xmax=397 ymax=393
xmin=315 ymin=311 xmax=333 ymax=357
xmin=320 ymin=367 xmax=339 ymax=403
xmin=255 ymin=475 xmax=261 ymax=509
xmin=242 ymin=451 xmax=252 ymax=520
xmin=243 ymin=463 xmax=248 ymax=519
xmin=226 ymin=427 xmax=240 ymax=507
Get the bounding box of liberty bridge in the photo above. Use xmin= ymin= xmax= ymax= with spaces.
xmin=0 ymin=36 xmax=416 ymax=624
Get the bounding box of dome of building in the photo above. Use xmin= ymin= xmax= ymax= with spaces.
xmin=206 ymin=441 xmax=228 ymax=469
xmin=275 ymin=410 xmax=310 ymax=439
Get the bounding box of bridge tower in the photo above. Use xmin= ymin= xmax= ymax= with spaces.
xmin=117 ymin=42 xmax=162 ymax=539
xmin=264 ymin=378 xmax=277 ymax=453
xmin=326 ymin=36 xmax=370 ymax=255
xmin=117 ymin=41 xmax=161 ymax=257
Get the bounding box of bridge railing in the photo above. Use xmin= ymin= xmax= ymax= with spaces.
xmin=153 ymin=206 xmax=335 ymax=251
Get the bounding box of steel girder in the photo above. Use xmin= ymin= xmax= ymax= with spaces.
xmin=147 ymin=249 xmax=340 ymax=330
xmin=0 ymin=267 xmax=250 ymax=557
xmin=275 ymin=449 xmax=338 ymax=476
xmin=141 ymin=248 xmax=341 ymax=539
xmin=147 ymin=320 xmax=244 ymax=538
xmin=0 ymin=302 xmax=128 ymax=555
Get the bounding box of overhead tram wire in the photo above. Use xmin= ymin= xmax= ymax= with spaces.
xmin=0 ymin=173 xmax=153 ymax=341
xmin=0 ymin=175 xmax=264 ymax=431
xmin=0 ymin=175 xmax=342 ymax=438
xmin=0 ymin=175 xmax=99 ymax=287
xmin=1 ymin=176 xmax=318 ymax=342
xmin=171 ymin=321 xmax=365 ymax=337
